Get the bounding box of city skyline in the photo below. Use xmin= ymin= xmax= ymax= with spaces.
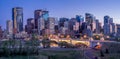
xmin=1 ymin=0 xmax=120 ymax=29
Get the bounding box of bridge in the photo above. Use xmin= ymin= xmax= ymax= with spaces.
xmin=50 ymin=39 xmax=90 ymax=47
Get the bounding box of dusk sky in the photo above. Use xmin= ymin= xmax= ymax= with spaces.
xmin=0 ymin=0 xmax=120 ymax=29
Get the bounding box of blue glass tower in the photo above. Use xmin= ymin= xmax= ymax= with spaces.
xmin=76 ymin=15 xmax=84 ymax=23
xmin=104 ymin=16 xmax=110 ymax=25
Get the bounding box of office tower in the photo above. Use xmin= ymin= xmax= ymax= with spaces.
xmin=6 ymin=20 xmax=13 ymax=34
xmin=0 ymin=26 xmax=2 ymax=39
xmin=25 ymin=25 xmax=27 ymax=33
xmin=92 ymin=20 xmax=96 ymax=32
xmin=64 ymin=21 xmax=70 ymax=35
xmin=38 ymin=17 xmax=45 ymax=35
xmin=109 ymin=18 xmax=115 ymax=34
xmin=48 ymin=17 xmax=55 ymax=34
xmin=69 ymin=18 xmax=77 ymax=30
xmin=54 ymin=25 xmax=59 ymax=35
xmin=73 ymin=22 xmax=79 ymax=31
xmin=34 ymin=9 xmax=49 ymax=35
xmin=99 ymin=23 xmax=103 ymax=33
xmin=109 ymin=18 xmax=113 ymax=24
xmin=76 ymin=15 xmax=84 ymax=32
xmin=26 ymin=18 xmax=34 ymax=34
xmin=55 ymin=18 xmax=58 ymax=25
xmin=85 ymin=13 xmax=94 ymax=25
xmin=2 ymin=29 xmax=8 ymax=39
xmin=34 ymin=10 xmax=49 ymax=29
xmin=81 ymin=22 xmax=87 ymax=34
xmin=64 ymin=21 xmax=69 ymax=30
xmin=116 ymin=24 xmax=120 ymax=35
xmin=86 ymin=25 xmax=93 ymax=37
xmin=85 ymin=13 xmax=95 ymax=34
xmin=54 ymin=18 xmax=59 ymax=34
xmin=59 ymin=18 xmax=69 ymax=27
xmin=76 ymin=15 xmax=84 ymax=23
xmin=103 ymin=16 xmax=110 ymax=35
xmin=68 ymin=18 xmax=77 ymax=36
xmin=85 ymin=13 xmax=95 ymax=37
xmin=103 ymin=16 xmax=114 ymax=35
xmin=95 ymin=20 xmax=100 ymax=34
xmin=104 ymin=16 xmax=110 ymax=25
xmin=110 ymin=24 xmax=113 ymax=33
xmin=12 ymin=7 xmax=23 ymax=33
xmin=103 ymin=24 xmax=110 ymax=35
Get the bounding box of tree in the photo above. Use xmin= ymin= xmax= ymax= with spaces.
xmin=42 ymin=38 xmax=50 ymax=48
xmin=75 ymin=43 xmax=88 ymax=48
xmin=105 ymin=48 xmax=109 ymax=54
xmin=58 ymin=41 xmax=68 ymax=48
xmin=100 ymin=50 xmax=104 ymax=57
xmin=58 ymin=41 xmax=74 ymax=48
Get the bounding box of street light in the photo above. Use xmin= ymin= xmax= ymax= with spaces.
xmin=96 ymin=35 xmax=99 ymax=39
xmin=66 ymin=35 xmax=72 ymax=44
xmin=66 ymin=35 xmax=70 ymax=39
xmin=97 ymin=42 xmax=100 ymax=45
xmin=106 ymin=36 xmax=110 ymax=40
xmin=106 ymin=36 xmax=110 ymax=38
xmin=83 ymin=35 xmax=87 ymax=39
xmin=100 ymin=37 xmax=104 ymax=41
xmin=89 ymin=37 xmax=93 ymax=41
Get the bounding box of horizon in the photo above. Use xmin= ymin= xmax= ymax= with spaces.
xmin=1 ymin=0 xmax=120 ymax=29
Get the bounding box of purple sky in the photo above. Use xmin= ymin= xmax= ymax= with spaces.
xmin=0 ymin=0 xmax=120 ymax=29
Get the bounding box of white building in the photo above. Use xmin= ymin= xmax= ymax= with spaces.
xmin=6 ymin=20 xmax=13 ymax=34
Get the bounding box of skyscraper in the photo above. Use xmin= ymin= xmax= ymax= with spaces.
xmin=104 ymin=16 xmax=110 ymax=25
xmin=35 ymin=9 xmax=49 ymax=35
xmin=103 ymin=16 xmax=110 ymax=35
xmin=76 ymin=15 xmax=84 ymax=23
xmin=109 ymin=18 xmax=113 ymax=24
xmin=48 ymin=17 xmax=55 ymax=34
xmin=111 ymin=23 xmax=116 ymax=33
xmin=26 ymin=18 xmax=34 ymax=34
xmin=12 ymin=7 xmax=23 ymax=33
xmin=85 ymin=13 xmax=94 ymax=25
xmin=95 ymin=20 xmax=100 ymax=34
xmin=116 ymin=24 xmax=120 ymax=35
xmin=92 ymin=20 xmax=96 ymax=32
xmin=6 ymin=20 xmax=13 ymax=34
xmin=59 ymin=18 xmax=69 ymax=27
xmin=0 ymin=26 xmax=2 ymax=39
xmin=34 ymin=10 xmax=49 ymax=29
